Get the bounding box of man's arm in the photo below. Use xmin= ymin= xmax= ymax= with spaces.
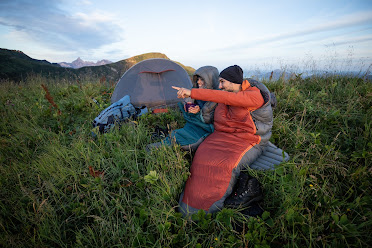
xmin=191 ymin=88 xmax=264 ymax=110
xmin=171 ymin=85 xmax=264 ymax=110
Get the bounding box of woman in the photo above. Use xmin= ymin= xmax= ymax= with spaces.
xmin=149 ymin=66 xmax=219 ymax=152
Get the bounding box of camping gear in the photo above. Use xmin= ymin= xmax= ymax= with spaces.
xmin=224 ymin=173 xmax=263 ymax=209
xmin=178 ymin=79 xmax=289 ymax=217
xmin=240 ymin=202 xmax=264 ymax=217
xmin=185 ymin=102 xmax=196 ymax=112
xmin=111 ymin=58 xmax=192 ymax=108
xmin=249 ymin=142 xmax=290 ymax=170
xmin=169 ymin=66 xmax=219 ymax=151
xmin=92 ymin=95 xmax=148 ymax=133
xmin=169 ymin=66 xmax=220 ymax=151
xmin=190 ymin=66 xmax=220 ymax=124
xmin=146 ymin=66 xmax=219 ymax=153
xmin=151 ymin=125 xmax=169 ymax=140
xmin=219 ymin=65 xmax=244 ymax=84
xmin=232 ymin=202 xmax=265 ymax=233
xmin=178 ymin=131 xmax=263 ymax=216
xmin=166 ymin=102 xmax=215 ymax=150
xmin=152 ymin=108 xmax=169 ymax=114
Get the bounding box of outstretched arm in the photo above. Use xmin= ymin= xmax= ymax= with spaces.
xmin=172 ymin=85 xmax=264 ymax=110
xmin=191 ymin=88 xmax=264 ymax=109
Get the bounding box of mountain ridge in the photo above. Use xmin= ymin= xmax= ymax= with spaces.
xmin=58 ymin=57 xmax=113 ymax=69
xmin=0 ymin=49 xmax=195 ymax=82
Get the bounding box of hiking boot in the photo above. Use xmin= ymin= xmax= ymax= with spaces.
xmin=224 ymin=173 xmax=263 ymax=208
xmin=151 ymin=125 xmax=169 ymax=140
xmin=232 ymin=202 xmax=265 ymax=233
xmin=240 ymin=201 xmax=264 ymax=218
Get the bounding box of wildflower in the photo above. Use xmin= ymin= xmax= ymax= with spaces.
xmin=347 ymin=208 xmax=351 ymax=212
xmin=215 ymin=238 xmax=218 ymax=241
xmin=309 ymin=184 xmax=313 ymax=187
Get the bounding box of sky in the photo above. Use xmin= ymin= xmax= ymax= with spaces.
xmin=0 ymin=0 xmax=371 ymax=73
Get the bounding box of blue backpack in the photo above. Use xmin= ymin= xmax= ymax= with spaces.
xmin=92 ymin=95 xmax=148 ymax=133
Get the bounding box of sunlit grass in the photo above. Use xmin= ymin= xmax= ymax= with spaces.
xmin=0 ymin=73 xmax=371 ymax=247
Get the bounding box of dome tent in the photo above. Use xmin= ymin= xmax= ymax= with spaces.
xmin=111 ymin=58 xmax=192 ymax=108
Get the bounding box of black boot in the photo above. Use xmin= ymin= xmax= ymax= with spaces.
xmin=224 ymin=173 xmax=263 ymax=209
xmin=231 ymin=202 xmax=265 ymax=233
xmin=240 ymin=201 xmax=264 ymax=217
xmin=151 ymin=125 xmax=169 ymax=140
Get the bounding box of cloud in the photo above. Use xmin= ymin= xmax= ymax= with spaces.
xmin=325 ymin=36 xmax=372 ymax=47
xmin=78 ymin=0 xmax=92 ymax=5
xmin=275 ymin=28 xmax=372 ymax=49
xmin=264 ymin=11 xmax=372 ymax=43
xmin=218 ymin=10 xmax=372 ymax=51
xmin=0 ymin=0 xmax=123 ymax=51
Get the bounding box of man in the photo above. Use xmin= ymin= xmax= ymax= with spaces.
xmin=173 ymin=65 xmax=274 ymax=217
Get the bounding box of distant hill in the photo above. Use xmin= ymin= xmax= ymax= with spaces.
xmin=59 ymin=57 xmax=113 ymax=69
xmin=75 ymin=52 xmax=195 ymax=82
xmin=0 ymin=49 xmax=195 ymax=82
xmin=0 ymin=48 xmax=75 ymax=81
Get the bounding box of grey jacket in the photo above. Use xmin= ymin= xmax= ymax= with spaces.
xmin=248 ymin=78 xmax=275 ymax=145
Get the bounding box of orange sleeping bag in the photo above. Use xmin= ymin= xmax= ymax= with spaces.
xmin=178 ymin=80 xmax=265 ymax=215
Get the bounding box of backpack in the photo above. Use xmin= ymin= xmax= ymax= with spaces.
xmin=92 ymin=95 xmax=148 ymax=133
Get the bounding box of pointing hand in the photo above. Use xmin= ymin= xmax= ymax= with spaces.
xmin=172 ymin=86 xmax=191 ymax=98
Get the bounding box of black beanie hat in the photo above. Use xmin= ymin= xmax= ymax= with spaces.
xmin=219 ymin=65 xmax=243 ymax=84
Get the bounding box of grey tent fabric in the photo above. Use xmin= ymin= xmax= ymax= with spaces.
xmin=111 ymin=58 xmax=192 ymax=108
xmin=249 ymin=142 xmax=290 ymax=170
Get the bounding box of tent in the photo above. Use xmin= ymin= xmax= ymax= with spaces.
xmin=111 ymin=58 xmax=192 ymax=108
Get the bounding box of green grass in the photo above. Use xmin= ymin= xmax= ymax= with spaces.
xmin=0 ymin=74 xmax=371 ymax=247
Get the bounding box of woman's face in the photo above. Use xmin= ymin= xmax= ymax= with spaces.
xmin=196 ymin=77 xmax=205 ymax=88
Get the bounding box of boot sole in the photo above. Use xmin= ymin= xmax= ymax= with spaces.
xmin=225 ymin=195 xmax=263 ymax=209
xmin=241 ymin=195 xmax=263 ymax=208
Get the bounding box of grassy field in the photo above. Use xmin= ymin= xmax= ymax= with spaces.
xmin=0 ymin=74 xmax=371 ymax=247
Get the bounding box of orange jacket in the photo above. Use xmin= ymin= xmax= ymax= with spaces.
xmin=190 ymin=79 xmax=264 ymax=142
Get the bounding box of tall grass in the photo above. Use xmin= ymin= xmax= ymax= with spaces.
xmin=0 ymin=74 xmax=371 ymax=247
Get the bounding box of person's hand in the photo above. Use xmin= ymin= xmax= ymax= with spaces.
xmin=172 ymin=86 xmax=191 ymax=98
xmin=188 ymin=105 xmax=200 ymax=114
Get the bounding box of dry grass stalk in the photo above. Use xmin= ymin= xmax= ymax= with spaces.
xmin=41 ymin=84 xmax=61 ymax=115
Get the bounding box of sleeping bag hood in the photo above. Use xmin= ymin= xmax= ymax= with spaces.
xmin=192 ymin=66 xmax=220 ymax=124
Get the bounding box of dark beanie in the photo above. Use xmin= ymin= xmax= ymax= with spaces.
xmin=219 ymin=65 xmax=243 ymax=84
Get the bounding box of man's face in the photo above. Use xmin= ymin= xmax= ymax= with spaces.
xmin=219 ymin=78 xmax=236 ymax=92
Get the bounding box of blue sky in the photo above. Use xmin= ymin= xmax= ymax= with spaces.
xmin=0 ymin=0 xmax=371 ymax=72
